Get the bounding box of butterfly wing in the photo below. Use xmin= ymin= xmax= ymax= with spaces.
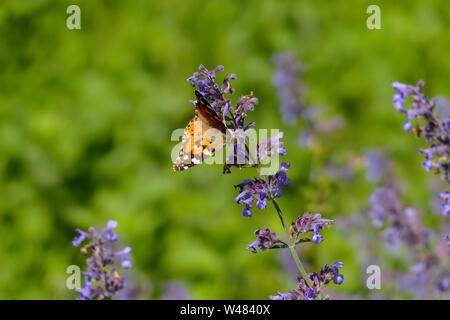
xmin=173 ymin=94 xmax=227 ymax=171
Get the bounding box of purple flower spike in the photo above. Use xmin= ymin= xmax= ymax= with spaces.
xmin=392 ymin=80 xmax=450 ymax=183
xmin=257 ymin=131 xmax=287 ymax=162
xmin=76 ymin=279 xmax=92 ymax=300
xmin=72 ymin=229 xmax=90 ymax=247
xmin=272 ymin=262 xmax=344 ymax=300
xmin=106 ymin=220 xmax=119 ymax=242
xmin=234 ymin=163 xmax=291 ymax=217
xmin=272 ymin=53 xmax=305 ymax=125
xmin=443 ymin=233 xmax=450 ymax=246
xmin=72 ymin=221 xmax=132 ymax=300
xmin=290 ymin=213 xmax=332 ymax=244
xmin=305 ymin=288 xmax=317 ymax=300
xmin=247 ymin=227 xmax=280 ymax=253
xmin=269 ymin=290 xmax=303 ymax=300
xmin=439 ymin=192 xmax=450 ymax=216
xmin=365 ymin=150 xmax=391 ymax=182
xmin=186 ymin=64 xmax=241 ymax=121
xmin=185 ymin=64 xmax=259 ymax=172
xmin=116 ymin=246 xmax=132 ymax=270
xmin=312 ymin=233 xmax=323 ymax=244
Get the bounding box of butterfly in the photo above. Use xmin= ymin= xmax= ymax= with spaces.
xmin=173 ymin=91 xmax=228 ymax=171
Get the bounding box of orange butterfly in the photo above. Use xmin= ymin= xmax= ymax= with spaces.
xmin=173 ymin=91 xmax=228 ymax=171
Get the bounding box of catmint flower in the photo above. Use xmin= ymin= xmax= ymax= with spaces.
xmin=399 ymin=255 xmax=449 ymax=299
xmin=367 ymin=187 xmax=399 ymax=228
xmin=272 ymin=53 xmax=305 ymax=125
xmin=392 ymin=80 xmax=450 ymax=183
xmin=270 ymin=262 xmax=344 ymax=300
xmin=315 ymin=116 xmax=346 ymax=134
xmin=247 ymin=226 xmax=285 ymax=253
xmin=72 ymin=220 xmax=132 ymax=300
xmin=187 ymin=64 xmax=257 ymax=132
xmin=72 ymin=229 xmax=90 ymax=247
xmin=322 ymin=162 xmax=355 ymax=181
xmin=225 ymin=133 xmax=250 ymax=169
xmin=187 ymin=65 xmax=227 ymax=104
xmin=365 ymin=150 xmax=392 ymax=182
xmin=234 ymin=178 xmax=267 ymax=216
xmin=392 ymin=81 xmax=424 ymax=112
xmin=234 ymin=163 xmax=291 ymax=217
xmin=269 ymin=290 xmax=304 ymax=300
xmin=272 ymin=53 xmax=344 ymax=150
xmin=443 ymin=233 xmax=450 ymax=246
xmin=382 ymin=227 xmax=401 ymax=252
xmin=368 ymin=185 xmax=430 ymax=252
xmin=115 ymin=247 xmax=132 ymax=269
xmin=106 ymin=220 xmax=119 ymax=242
xmin=290 ymin=213 xmax=332 ymax=244
xmin=161 ymin=281 xmax=191 ymax=300
xmin=298 ymin=130 xmax=314 ymax=148
xmin=439 ymin=192 xmax=450 ymax=216
xmin=364 ymin=151 xmax=449 ymax=297
xmin=319 ymin=262 xmax=345 ymax=285
xmin=256 ymin=131 xmax=286 ymax=162
xmin=435 ymin=276 xmax=450 ymax=297
xmin=233 ymin=93 xmax=258 ymax=131
xmin=76 ymin=277 xmax=93 ymax=300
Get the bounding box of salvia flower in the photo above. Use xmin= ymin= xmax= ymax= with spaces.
xmin=234 ymin=163 xmax=291 ymax=217
xmin=392 ymin=80 xmax=450 ymax=183
xmin=290 ymin=213 xmax=333 ymax=244
xmin=72 ymin=220 xmax=132 ymax=300
xmin=270 ymin=262 xmax=344 ymax=300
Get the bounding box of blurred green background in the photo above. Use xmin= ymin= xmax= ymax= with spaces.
xmin=0 ymin=0 xmax=449 ymax=299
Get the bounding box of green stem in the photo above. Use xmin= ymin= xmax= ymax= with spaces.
xmin=238 ymin=133 xmax=312 ymax=288
xmin=272 ymin=199 xmax=288 ymax=234
xmin=271 ymin=199 xmax=312 ymax=287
